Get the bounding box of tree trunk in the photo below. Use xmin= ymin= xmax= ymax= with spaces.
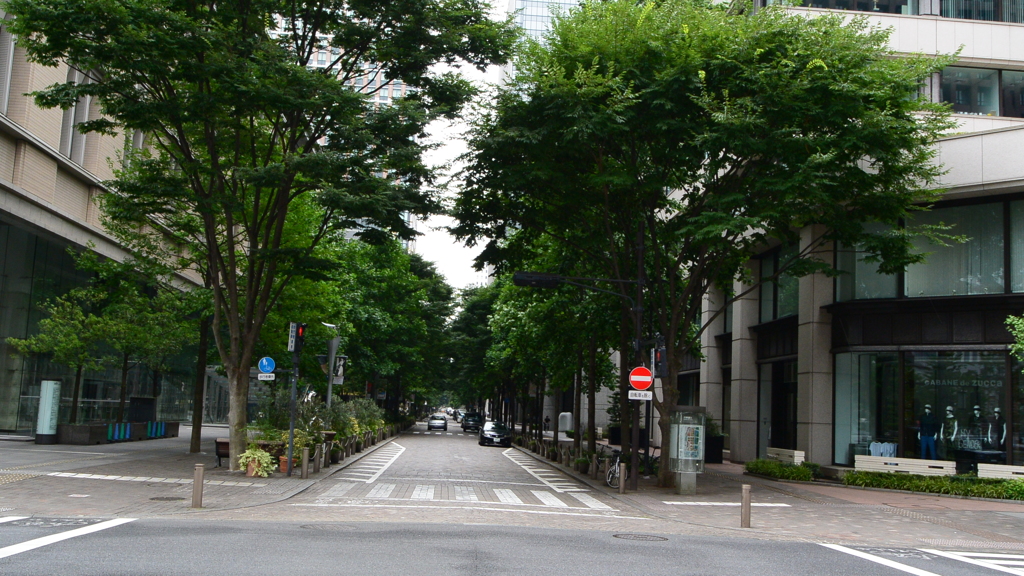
xmin=69 ymin=363 xmax=83 ymax=424
xmin=573 ymin=349 xmax=582 ymax=456
xmin=227 ymin=365 xmax=250 ymax=471
xmin=117 ymin=352 xmax=130 ymax=422
xmin=551 ymin=383 xmax=559 ymax=458
xmin=656 ymin=348 xmax=682 ymax=487
xmin=190 ymin=314 xmax=211 ymax=453
xmin=587 ymin=338 xmax=597 ymax=455
xmin=619 ymin=337 xmax=632 ymax=458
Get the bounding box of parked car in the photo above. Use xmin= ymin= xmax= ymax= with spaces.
xmin=461 ymin=412 xmax=483 ymax=432
xmin=427 ymin=414 xmax=448 ymax=431
xmin=478 ymin=421 xmax=512 ymax=447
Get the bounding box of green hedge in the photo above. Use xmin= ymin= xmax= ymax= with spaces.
xmin=744 ymin=459 xmax=814 ymax=482
xmin=843 ymin=471 xmax=1024 ymax=500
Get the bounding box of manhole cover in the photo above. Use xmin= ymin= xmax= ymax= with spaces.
xmin=149 ymin=497 xmax=186 ymax=501
xmin=301 ymin=524 xmax=358 ymax=531
xmin=613 ymin=534 xmax=668 ymax=541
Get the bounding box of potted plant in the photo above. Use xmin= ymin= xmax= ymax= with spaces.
xmin=238 ymin=447 xmax=276 ymax=477
xmin=574 ymin=456 xmax=591 ymax=473
xmin=705 ymin=419 xmax=725 ymax=464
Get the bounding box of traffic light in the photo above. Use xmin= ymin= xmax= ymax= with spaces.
xmin=653 ymin=346 xmax=668 ymax=378
xmin=295 ymin=323 xmax=307 ymax=354
xmin=512 ymin=271 xmax=564 ymax=289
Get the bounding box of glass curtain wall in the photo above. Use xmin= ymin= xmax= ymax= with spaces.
xmin=942 ymin=0 xmax=1024 ymax=22
xmin=1012 ymin=200 xmax=1024 ymax=292
xmin=834 ymin=352 xmax=900 ymax=465
xmin=836 ymin=224 xmax=899 ymax=301
xmin=760 ymin=245 xmax=799 ymax=322
xmin=905 ymin=203 xmax=1004 ymax=297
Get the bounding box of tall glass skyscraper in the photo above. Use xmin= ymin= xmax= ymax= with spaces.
xmin=508 ymin=0 xmax=581 ymax=40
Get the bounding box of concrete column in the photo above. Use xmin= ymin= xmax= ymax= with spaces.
xmin=796 ymin=225 xmax=834 ymax=465
xmin=700 ymin=285 xmax=726 ymax=425
xmin=730 ymin=263 xmax=760 ymax=463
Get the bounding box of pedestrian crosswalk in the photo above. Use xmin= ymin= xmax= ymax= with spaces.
xmin=312 ymin=480 xmax=616 ymax=511
xmin=335 ymin=443 xmax=405 ymax=483
xmin=502 ymin=449 xmax=581 ymax=493
xmin=922 ymin=549 xmax=1024 ymax=575
xmin=0 ymin=517 xmax=135 ymax=560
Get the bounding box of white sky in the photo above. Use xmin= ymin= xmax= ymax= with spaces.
xmin=413 ymin=56 xmax=504 ymax=291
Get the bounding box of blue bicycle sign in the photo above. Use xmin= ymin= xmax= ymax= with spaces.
xmin=257 ymin=357 xmax=276 ymax=373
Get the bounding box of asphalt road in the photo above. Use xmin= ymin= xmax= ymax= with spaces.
xmin=0 ymin=517 xmax=1017 ymax=575
xmin=3 ymin=420 xmax=1024 ymax=574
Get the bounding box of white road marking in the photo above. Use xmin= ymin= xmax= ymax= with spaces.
xmin=412 ymin=485 xmax=435 ymax=500
xmin=493 ymin=489 xmax=522 ymax=505
xmin=338 ymin=443 xmax=406 ymax=483
xmin=920 ymin=549 xmax=1024 ymax=575
xmin=570 ymin=492 xmax=614 ymax=510
xmin=502 ymin=449 xmax=581 ymax=493
xmin=532 ymin=491 xmax=568 ymax=508
xmin=0 ymin=518 xmax=136 ymax=560
xmin=44 ymin=472 xmax=265 ymax=487
xmin=454 ymin=486 xmax=478 ymax=501
xmin=664 ymin=501 xmax=790 ymax=507
xmin=820 ymin=544 xmax=941 ymax=576
xmin=292 ymin=502 xmax=650 ymax=519
xmin=0 ymin=517 xmax=28 ymax=524
xmin=318 ymin=482 xmax=356 ymax=499
xmin=367 ymin=483 xmax=396 ymax=498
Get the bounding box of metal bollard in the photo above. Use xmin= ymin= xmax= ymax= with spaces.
xmin=191 ymin=463 xmax=204 ymax=508
xmin=618 ymin=463 xmax=626 ymax=494
xmin=741 ymin=484 xmax=751 ymax=528
xmin=323 ymin=442 xmax=331 ymax=469
xmin=301 ymin=447 xmax=310 ymax=479
xmin=313 ymin=445 xmax=321 ymax=474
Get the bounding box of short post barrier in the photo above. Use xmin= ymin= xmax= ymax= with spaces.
xmin=618 ymin=462 xmax=626 ymax=494
xmin=313 ymin=444 xmax=321 ymax=474
xmin=301 ymin=447 xmax=310 ymax=479
xmin=741 ymin=484 xmax=751 ymax=528
xmin=323 ymin=442 xmax=330 ymax=469
xmin=191 ymin=463 xmax=205 ymax=508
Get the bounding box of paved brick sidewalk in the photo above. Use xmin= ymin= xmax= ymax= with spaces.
xmin=510 ymin=446 xmax=1024 ymax=551
xmin=0 ymin=425 xmax=397 ymax=518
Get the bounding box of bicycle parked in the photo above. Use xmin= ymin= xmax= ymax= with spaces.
xmin=605 ymin=449 xmax=630 ymax=488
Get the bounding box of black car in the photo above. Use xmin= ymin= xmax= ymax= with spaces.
xmin=461 ymin=412 xmax=483 ymax=432
xmin=478 ymin=421 xmax=512 ymax=447
xmin=427 ymin=413 xmax=448 ymax=431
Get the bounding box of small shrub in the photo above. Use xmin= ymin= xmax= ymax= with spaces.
xmin=745 ymin=459 xmax=813 ymax=482
xmin=237 ymin=447 xmax=276 ymax=477
xmin=843 ymin=471 xmax=1024 ymax=500
xmin=800 ymin=461 xmax=822 ymax=478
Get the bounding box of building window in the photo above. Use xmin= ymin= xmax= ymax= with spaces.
xmin=836 ymin=223 xmax=899 ymax=302
xmin=759 ymin=244 xmax=798 ymax=323
xmin=903 ymin=351 xmax=1007 ymax=463
xmin=905 ymin=203 xmax=1004 ymax=297
xmin=942 ymin=0 xmax=1024 ymax=23
xmin=834 ymin=352 xmax=900 ymax=465
xmin=58 ymin=68 xmax=92 ymax=165
xmin=1005 ymin=72 xmax=1024 ymax=118
xmin=940 ymin=67 xmax=999 ymax=116
xmin=1013 ymin=201 xmax=1024 ymax=293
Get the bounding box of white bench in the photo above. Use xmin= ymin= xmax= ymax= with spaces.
xmin=766 ymin=448 xmax=805 ymax=465
xmin=978 ymin=463 xmax=1024 ymax=479
xmin=855 ymin=455 xmax=956 ymax=476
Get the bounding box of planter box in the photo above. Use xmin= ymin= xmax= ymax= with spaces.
xmin=57 ymin=424 xmax=108 ymax=445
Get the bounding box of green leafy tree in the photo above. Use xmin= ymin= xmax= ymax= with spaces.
xmin=7 ymin=0 xmax=515 ymax=468
xmin=454 ymin=0 xmax=953 ymax=485
xmin=7 ymin=290 xmax=110 ymax=424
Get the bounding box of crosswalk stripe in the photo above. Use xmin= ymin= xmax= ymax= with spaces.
xmin=821 ymin=544 xmax=940 ymax=576
xmin=454 ymin=486 xmax=478 ymax=501
xmin=319 ymin=482 xmax=356 ymax=499
xmin=367 ymin=483 xmax=396 ymax=498
xmin=532 ymin=491 xmax=568 ymax=508
xmin=920 ymin=549 xmax=1024 ymax=575
xmin=412 ymin=485 xmax=435 ymax=500
xmin=0 ymin=517 xmax=28 ymax=524
xmin=493 ymin=489 xmax=522 ymax=505
xmin=0 ymin=518 xmax=136 ymax=560
xmin=569 ymin=492 xmax=613 ymax=510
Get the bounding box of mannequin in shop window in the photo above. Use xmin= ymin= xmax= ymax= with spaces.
xmin=965 ymin=405 xmax=986 ymax=451
xmin=988 ymin=407 xmax=1006 ymax=451
xmin=940 ymin=405 xmax=958 ymax=459
xmin=918 ymin=404 xmax=939 ymax=460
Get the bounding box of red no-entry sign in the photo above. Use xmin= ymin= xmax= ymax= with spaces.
xmin=628 ymin=366 xmax=653 ymax=391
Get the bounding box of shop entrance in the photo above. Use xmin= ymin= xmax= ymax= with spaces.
xmin=758 ymin=360 xmax=798 ymax=458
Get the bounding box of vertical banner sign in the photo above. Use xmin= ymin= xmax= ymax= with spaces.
xmin=287 ymin=322 xmax=297 ymax=352
xmin=36 ymin=380 xmax=61 ymax=444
